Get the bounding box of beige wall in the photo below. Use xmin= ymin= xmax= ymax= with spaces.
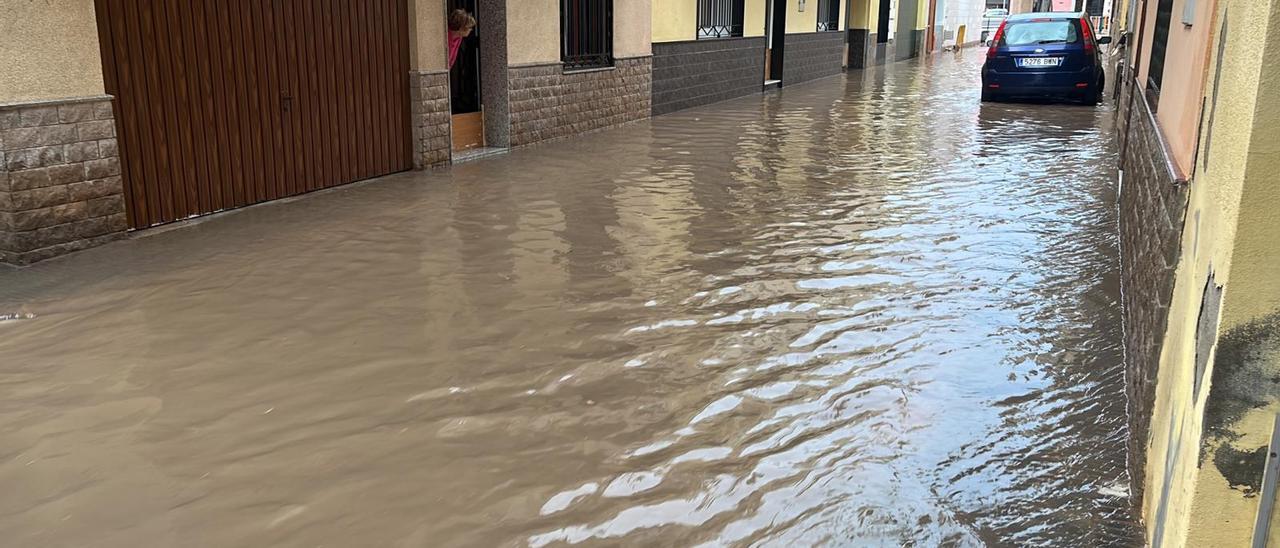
xmin=616 ymin=0 xmax=654 ymax=57
xmin=508 ymin=0 xmax=561 ymax=64
xmin=510 ymin=0 xmax=650 ymax=65
xmin=0 ymin=0 xmax=105 ymax=103
xmin=1141 ymin=0 xmax=1280 ymax=546
xmin=409 ymin=0 xmax=448 ymax=71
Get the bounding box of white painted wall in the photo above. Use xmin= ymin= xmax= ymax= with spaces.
xmin=940 ymin=0 xmax=987 ymax=47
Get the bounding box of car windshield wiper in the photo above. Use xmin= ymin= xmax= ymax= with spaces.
xmin=1037 ymin=39 xmax=1068 ymax=44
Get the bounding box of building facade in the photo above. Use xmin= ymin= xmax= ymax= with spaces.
xmin=0 ymin=0 xmax=653 ymax=265
xmin=1108 ymin=0 xmax=1280 ymax=544
xmin=2 ymin=0 xmax=966 ymax=264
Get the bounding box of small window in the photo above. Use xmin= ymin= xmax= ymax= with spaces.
xmin=697 ymin=0 xmax=745 ymax=39
xmin=817 ymin=0 xmax=841 ymax=31
xmin=561 ymin=0 xmax=613 ymax=70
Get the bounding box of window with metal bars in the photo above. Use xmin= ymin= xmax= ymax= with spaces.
xmin=561 ymin=0 xmax=613 ymax=70
xmin=697 ymin=0 xmax=745 ymax=39
xmin=817 ymin=0 xmax=841 ymax=32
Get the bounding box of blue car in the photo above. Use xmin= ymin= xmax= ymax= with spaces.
xmin=981 ymin=12 xmax=1111 ymax=104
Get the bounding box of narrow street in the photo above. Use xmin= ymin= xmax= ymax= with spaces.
xmin=0 ymin=49 xmax=1139 ymax=546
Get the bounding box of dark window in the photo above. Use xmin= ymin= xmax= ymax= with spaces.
xmin=561 ymin=0 xmax=613 ymax=70
xmin=817 ymin=0 xmax=841 ymax=31
xmin=1000 ymin=20 xmax=1080 ymax=46
xmin=1147 ymin=0 xmax=1174 ymax=101
xmin=697 ymin=0 xmax=745 ymax=38
xmin=876 ymin=0 xmax=891 ymax=42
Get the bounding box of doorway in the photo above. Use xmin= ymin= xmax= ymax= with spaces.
xmin=926 ymin=0 xmax=938 ymax=53
xmin=765 ymin=0 xmax=787 ymax=86
xmin=449 ymin=0 xmax=484 ymax=152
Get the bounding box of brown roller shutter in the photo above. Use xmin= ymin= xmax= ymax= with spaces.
xmin=95 ymin=0 xmax=413 ymax=229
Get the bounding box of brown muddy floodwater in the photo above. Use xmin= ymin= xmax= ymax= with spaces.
xmin=0 ymin=51 xmax=1138 ymax=546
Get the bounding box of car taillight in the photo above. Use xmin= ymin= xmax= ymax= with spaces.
xmin=987 ymin=20 xmax=1007 ymax=59
xmin=1080 ymin=17 xmax=1095 ymax=54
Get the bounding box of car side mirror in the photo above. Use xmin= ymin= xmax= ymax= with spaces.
xmin=1097 ymin=36 xmax=1113 ymax=45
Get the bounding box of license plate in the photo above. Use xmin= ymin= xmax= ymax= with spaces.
xmin=1018 ymin=57 xmax=1062 ymax=68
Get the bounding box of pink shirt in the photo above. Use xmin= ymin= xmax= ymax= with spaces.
xmin=448 ymin=33 xmax=464 ymax=69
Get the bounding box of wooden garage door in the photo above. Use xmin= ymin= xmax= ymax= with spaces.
xmin=94 ymin=0 xmax=412 ymax=229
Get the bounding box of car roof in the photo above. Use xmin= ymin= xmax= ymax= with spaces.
xmin=1007 ymin=12 xmax=1084 ymax=21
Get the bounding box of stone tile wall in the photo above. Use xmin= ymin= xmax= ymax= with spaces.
xmin=508 ymin=56 xmax=652 ymax=147
xmin=410 ymin=70 xmax=452 ymax=168
xmin=1117 ymin=78 xmax=1190 ymax=502
xmin=0 ymin=97 xmax=127 ymax=265
xmin=895 ymin=29 xmax=926 ymax=62
xmin=848 ymin=30 xmax=880 ymax=69
xmin=783 ymin=32 xmax=847 ymax=85
xmin=652 ymin=37 xmax=766 ymax=116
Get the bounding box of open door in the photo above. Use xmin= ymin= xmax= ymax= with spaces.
xmin=449 ymin=0 xmax=484 ymax=152
xmin=765 ymin=0 xmax=787 ymax=86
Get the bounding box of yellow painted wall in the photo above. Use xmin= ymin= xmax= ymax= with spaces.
xmin=0 ymin=0 xmax=105 ymax=103
xmin=745 ymin=0 xmax=768 ymax=37
xmin=652 ymin=0 xmax=698 ymax=41
xmin=787 ymin=0 xmax=818 ymax=33
xmin=850 ymin=0 xmax=870 ymax=29
xmin=408 ymin=0 xmax=447 ymax=71
xmin=1141 ymin=1 xmax=1280 ymax=546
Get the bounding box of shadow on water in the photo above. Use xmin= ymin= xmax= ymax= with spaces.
xmin=0 ymin=50 xmax=1139 ymax=546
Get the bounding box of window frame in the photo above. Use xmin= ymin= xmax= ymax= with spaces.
xmin=560 ymin=0 xmax=614 ymax=71
xmin=1146 ymin=0 xmax=1175 ymax=104
xmin=817 ymin=0 xmax=841 ymax=32
xmin=697 ymin=0 xmax=746 ymax=39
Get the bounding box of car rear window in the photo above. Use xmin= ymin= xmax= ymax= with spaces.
xmin=1002 ymin=20 xmax=1080 ymax=46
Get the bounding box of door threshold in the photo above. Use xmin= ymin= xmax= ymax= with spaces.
xmin=453 ymin=146 xmax=509 ymax=164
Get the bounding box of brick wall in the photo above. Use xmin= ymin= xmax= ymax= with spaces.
xmin=0 ymin=97 xmax=127 ymax=265
xmin=1117 ymin=80 xmax=1190 ymax=503
xmin=508 ymin=56 xmax=652 ymax=147
xmin=410 ymin=71 xmax=451 ymax=168
xmin=652 ymin=37 xmax=765 ymax=116
xmin=783 ymin=32 xmax=846 ymax=85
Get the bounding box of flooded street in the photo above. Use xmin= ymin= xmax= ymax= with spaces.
xmin=0 ymin=50 xmax=1138 ymax=546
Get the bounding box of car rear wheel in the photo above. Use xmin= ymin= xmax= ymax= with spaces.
xmin=1091 ymin=76 xmax=1106 ymax=105
xmin=982 ymin=89 xmax=999 ymax=103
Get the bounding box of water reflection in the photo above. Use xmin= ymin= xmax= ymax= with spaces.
xmin=0 ymin=50 xmax=1136 ymax=546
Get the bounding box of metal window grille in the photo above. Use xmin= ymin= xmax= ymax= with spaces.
xmin=561 ymin=0 xmax=613 ymax=70
xmin=697 ymin=0 xmax=744 ymax=39
xmin=817 ymin=0 xmax=840 ymax=32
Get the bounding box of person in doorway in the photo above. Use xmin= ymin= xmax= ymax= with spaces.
xmin=447 ymin=9 xmax=476 ymax=69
